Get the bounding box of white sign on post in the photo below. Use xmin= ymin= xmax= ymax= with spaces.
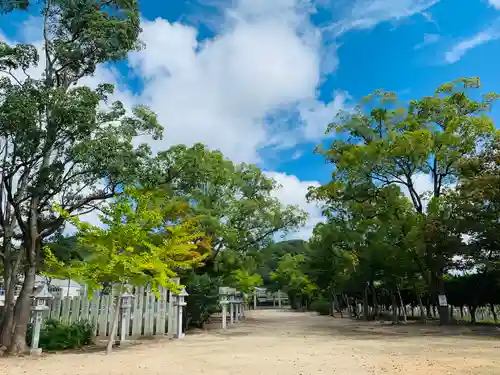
xmin=438 ymin=294 xmax=448 ymax=307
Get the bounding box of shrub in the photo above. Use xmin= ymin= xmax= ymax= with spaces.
xmin=26 ymin=319 xmax=94 ymax=351
xmin=185 ymin=273 xmax=224 ymax=328
xmin=309 ymin=298 xmax=331 ymax=316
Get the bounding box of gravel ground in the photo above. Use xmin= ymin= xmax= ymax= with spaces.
xmin=2 ymin=309 xmax=500 ymax=375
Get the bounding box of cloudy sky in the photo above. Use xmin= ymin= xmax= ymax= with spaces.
xmin=2 ymin=0 xmax=500 ymax=239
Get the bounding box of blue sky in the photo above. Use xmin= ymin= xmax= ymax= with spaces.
xmin=2 ymin=0 xmax=500 ymax=238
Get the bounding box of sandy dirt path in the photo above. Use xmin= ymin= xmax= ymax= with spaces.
xmin=2 ymin=309 xmax=500 ymax=375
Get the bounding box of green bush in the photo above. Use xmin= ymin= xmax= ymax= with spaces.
xmin=309 ymin=298 xmax=331 ymax=316
xmin=26 ymin=319 xmax=94 ymax=351
xmin=185 ymin=273 xmax=224 ymax=328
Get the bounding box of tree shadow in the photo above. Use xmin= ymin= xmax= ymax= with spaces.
xmin=303 ymin=316 xmax=500 ymax=340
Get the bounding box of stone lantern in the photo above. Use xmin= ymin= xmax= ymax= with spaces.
xmin=174 ymin=288 xmax=188 ymax=339
xmin=228 ymin=288 xmax=236 ymax=324
xmin=219 ymin=287 xmax=230 ymax=330
xmin=119 ymin=292 xmax=134 ymax=344
xmin=235 ymin=291 xmax=243 ymax=319
xmin=30 ymin=284 xmax=54 ymax=356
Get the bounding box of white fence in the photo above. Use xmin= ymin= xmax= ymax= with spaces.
xmin=42 ymin=286 xmax=172 ymax=338
xmin=353 ymin=304 xmax=499 ymax=322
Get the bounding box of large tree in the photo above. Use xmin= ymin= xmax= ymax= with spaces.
xmin=453 ymin=138 xmax=500 ymax=268
xmin=0 ymin=0 xmax=160 ymax=352
xmin=141 ymin=144 xmax=307 ymax=327
xmin=43 ymin=187 xmax=209 ymax=354
xmin=311 ymin=78 xmax=498 ymax=323
xmin=143 ymin=143 xmax=308 ymax=271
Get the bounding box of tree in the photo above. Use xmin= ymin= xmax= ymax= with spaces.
xmin=308 ymin=222 xmax=358 ymax=316
xmin=0 ymin=0 xmax=160 ymax=352
xmin=454 ymin=138 xmax=500 ymax=267
xmin=42 ymin=187 xmax=209 ymax=354
xmin=144 ymin=144 xmax=308 ymax=264
xmin=311 ymin=78 xmax=498 ymax=323
xmin=271 ymin=254 xmax=316 ymax=309
xmin=257 ymin=240 xmax=309 ymax=287
xmin=140 ymin=144 xmax=307 ymax=325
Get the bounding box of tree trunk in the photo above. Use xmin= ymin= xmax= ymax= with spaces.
xmin=106 ymin=284 xmax=124 ymax=355
xmin=417 ymin=294 xmax=426 ymax=321
xmin=470 ymin=306 xmax=477 ymax=324
xmin=490 ymin=303 xmax=498 ymax=323
xmin=391 ymin=290 xmax=398 ymax=324
xmin=426 ymin=298 xmax=432 ymax=319
xmin=396 ymin=286 xmax=407 ymax=323
xmin=332 ymin=293 xmax=339 ymax=317
xmin=0 ymin=237 xmax=22 ymax=348
xmin=363 ymin=285 xmax=369 ymax=320
xmin=460 ymin=305 xmax=464 ymax=319
xmin=7 ymin=266 xmax=36 ymax=355
xmin=436 ymin=272 xmax=449 ymax=325
xmin=0 ymin=267 xmax=18 ymax=347
xmin=372 ymin=284 xmax=379 ymax=319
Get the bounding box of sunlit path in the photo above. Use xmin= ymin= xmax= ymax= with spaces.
xmin=2 ymin=309 xmax=499 ymax=375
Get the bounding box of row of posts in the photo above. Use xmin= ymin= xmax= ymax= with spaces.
xmin=29 ymin=281 xmax=189 ymax=355
xmin=219 ymin=287 xmax=245 ymax=330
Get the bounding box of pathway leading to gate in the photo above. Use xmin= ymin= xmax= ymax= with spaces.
xmin=2 ymin=309 xmax=499 ymax=375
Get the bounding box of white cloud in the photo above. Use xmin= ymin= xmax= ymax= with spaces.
xmin=413 ymin=33 xmax=440 ymax=50
xmin=488 ymin=0 xmax=500 ymax=10
xmin=330 ymin=0 xmax=441 ymax=36
xmin=445 ymin=29 xmax=500 ymax=64
xmin=298 ymin=91 xmax=350 ymax=140
xmin=444 ymin=18 xmax=500 ymax=64
xmin=291 ymin=150 xmax=304 ymax=160
xmin=265 ymin=171 xmax=323 ymax=239
xmin=128 ymin=1 xmax=322 ymax=163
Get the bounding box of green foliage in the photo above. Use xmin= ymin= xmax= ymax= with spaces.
xmin=305 ymin=78 xmax=500 ymax=323
xmin=271 ymin=254 xmax=317 ymax=308
xmin=0 ymin=0 xmax=159 ymax=352
xmin=26 ymin=319 xmax=93 ymax=351
xmin=140 ymin=144 xmax=307 ymax=322
xmin=42 ymin=187 xmax=210 ymax=295
xmin=184 ymin=273 xmax=224 ymax=328
xmin=230 ymin=269 xmax=263 ymax=294
xmin=258 ymin=240 xmax=309 ymax=287
xmin=309 ymin=297 xmax=331 ymax=316
xmin=143 ymin=144 xmax=308 ymax=264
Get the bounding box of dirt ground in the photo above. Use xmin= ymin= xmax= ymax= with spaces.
xmin=2 ymin=309 xmax=500 ymax=375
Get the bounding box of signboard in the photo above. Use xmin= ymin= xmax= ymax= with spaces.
xmin=438 ymin=294 xmax=448 ymax=307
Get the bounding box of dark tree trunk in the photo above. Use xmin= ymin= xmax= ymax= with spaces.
xmin=7 ymin=266 xmax=36 ymax=355
xmin=362 ymin=284 xmax=369 ymax=320
xmin=460 ymin=305 xmax=464 ymax=319
xmin=332 ymin=293 xmax=339 ymax=317
xmin=391 ymin=291 xmax=398 ymax=324
xmin=470 ymin=306 xmax=477 ymax=324
xmin=0 ymin=268 xmax=17 ymax=347
xmin=396 ymin=286 xmax=407 ymax=323
xmin=417 ymin=294 xmax=426 ymax=321
xmin=490 ymin=303 xmax=497 ymax=323
xmin=0 ymin=238 xmax=22 ymax=348
xmin=372 ymin=284 xmax=379 ymax=319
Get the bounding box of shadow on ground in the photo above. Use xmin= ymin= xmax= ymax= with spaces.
xmin=234 ymin=309 xmax=500 ymax=341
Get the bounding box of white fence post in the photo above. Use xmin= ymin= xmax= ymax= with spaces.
xmin=167 ymin=278 xmax=180 ymax=338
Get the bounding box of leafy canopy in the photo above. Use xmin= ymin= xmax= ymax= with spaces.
xmin=42 ymin=188 xmax=210 ymax=294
